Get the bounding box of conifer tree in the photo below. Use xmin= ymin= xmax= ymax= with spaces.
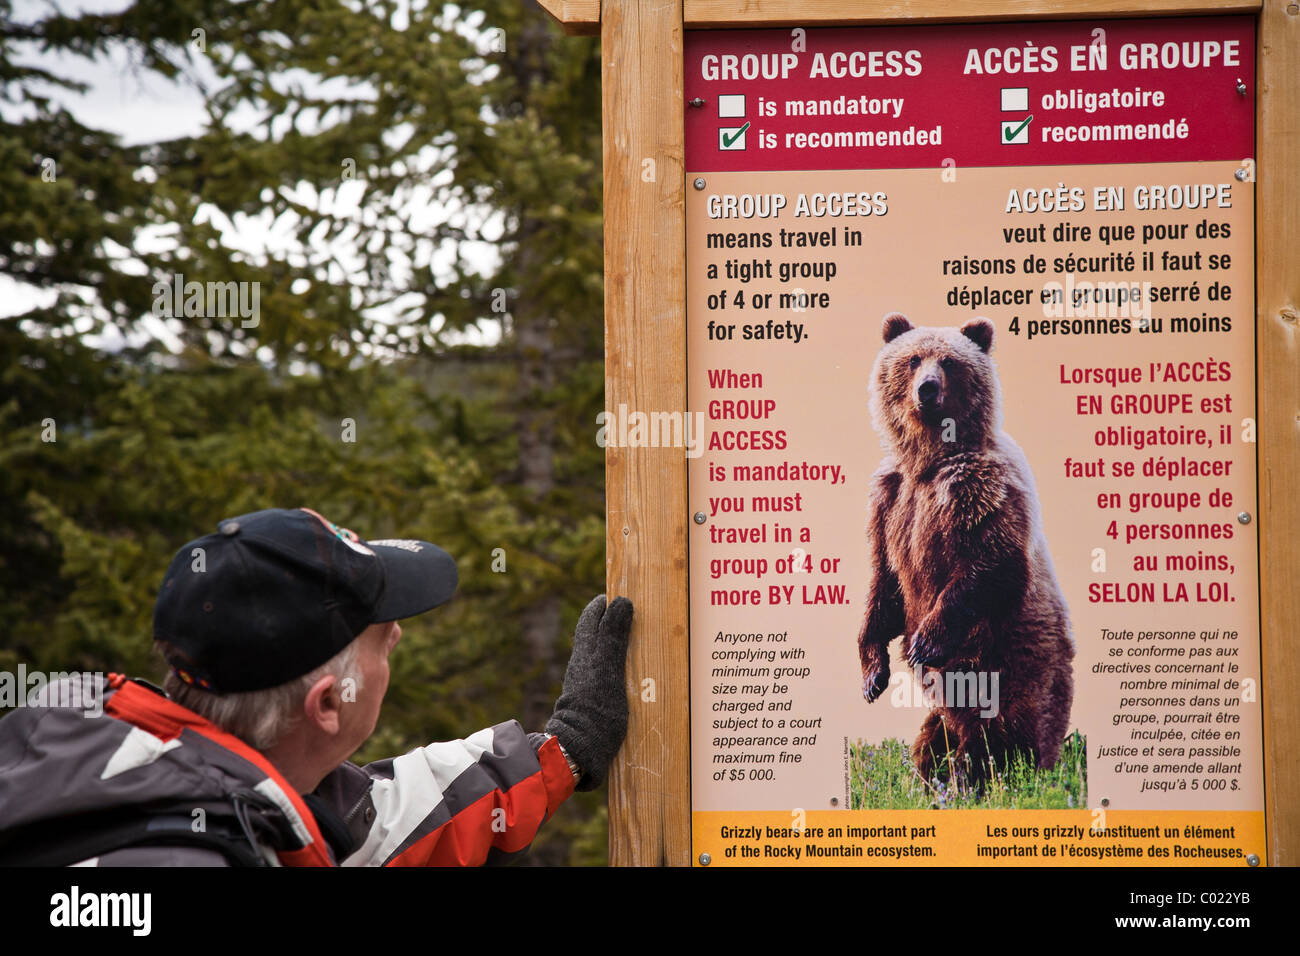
xmin=1 ymin=0 xmax=608 ymax=863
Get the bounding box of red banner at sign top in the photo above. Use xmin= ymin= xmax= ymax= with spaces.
xmin=684 ymin=16 xmax=1255 ymax=172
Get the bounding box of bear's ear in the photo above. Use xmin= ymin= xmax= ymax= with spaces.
xmin=882 ymin=312 xmax=913 ymax=343
xmin=961 ymin=317 xmax=995 ymax=353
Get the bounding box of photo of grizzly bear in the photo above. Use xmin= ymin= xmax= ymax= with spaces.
xmin=856 ymin=312 xmax=1074 ymax=786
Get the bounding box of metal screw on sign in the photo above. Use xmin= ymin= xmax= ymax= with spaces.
xmin=693 ymin=178 xmax=706 ymax=191
xmin=694 ymin=511 xmax=707 ymax=524
xmin=689 ymin=97 xmax=705 ymax=108
xmin=1247 ymin=854 xmax=1260 ymax=866
xmin=830 ymin=796 xmax=839 ymax=806
xmin=1236 ymin=78 xmax=1247 ymax=96
xmin=698 ymin=852 xmax=712 ymax=866
xmin=1234 ymin=167 xmax=1249 ymax=182
xmin=1238 ymin=512 xmax=1252 ymax=525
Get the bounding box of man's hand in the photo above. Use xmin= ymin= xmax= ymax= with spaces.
xmin=544 ymin=594 xmax=634 ymax=791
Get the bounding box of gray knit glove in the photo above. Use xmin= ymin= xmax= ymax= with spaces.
xmin=544 ymin=594 xmax=634 ymax=791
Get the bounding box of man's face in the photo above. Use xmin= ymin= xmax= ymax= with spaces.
xmin=339 ymin=619 xmax=401 ymax=755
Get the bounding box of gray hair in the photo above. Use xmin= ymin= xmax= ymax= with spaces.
xmin=159 ymin=639 xmax=363 ymax=751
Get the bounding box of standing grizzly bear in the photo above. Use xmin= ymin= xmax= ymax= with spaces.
xmin=856 ymin=312 xmax=1074 ymax=785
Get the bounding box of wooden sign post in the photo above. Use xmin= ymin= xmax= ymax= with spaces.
xmin=538 ymin=0 xmax=1298 ymax=868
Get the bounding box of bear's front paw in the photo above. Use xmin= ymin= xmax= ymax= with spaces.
xmin=862 ymin=665 xmax=890 ymax=702
xmin=859 ymin=644 xmax=890 ymax=702
xmin=907 ymin=621 xmax=948 ymax=668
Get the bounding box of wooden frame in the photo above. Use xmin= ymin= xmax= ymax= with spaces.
xmin=540 ymin=0 xmax=1298 ymax=866
xmin=600 ymin=0 xmax=692 ymax=867
xmin=682 ymin=0 xmax=1264 ymax=28
xmin=1254 ymin=0 xmax=1298 ymax=870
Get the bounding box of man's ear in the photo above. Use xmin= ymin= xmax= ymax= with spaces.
xmin=303 ymin=675 xmax=342 ymax=735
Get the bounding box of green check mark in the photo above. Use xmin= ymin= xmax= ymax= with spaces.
xmin=722 ymin=122 xmax=750 ymax=148
xmin=1005 ymin=115 xmax=1033 ymax=141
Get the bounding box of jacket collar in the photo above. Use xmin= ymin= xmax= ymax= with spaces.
xmin=104 ymin=675 xmax=335 ymax=866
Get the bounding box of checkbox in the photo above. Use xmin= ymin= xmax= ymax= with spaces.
xmin=718 ymin=94 xmax=746 ymax=118
xmin=719 ymin=123 xmax=749 ymax=150
xmin=1001 ymin=87 xmax=1029 ymax=112
xmin=1001 ymin=117 xmax=1031 ymax=144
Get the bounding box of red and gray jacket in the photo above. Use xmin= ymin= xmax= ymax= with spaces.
xmin=0 ymin=674 xmax=576 ymax=866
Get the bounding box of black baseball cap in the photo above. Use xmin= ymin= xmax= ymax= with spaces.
xmin=153 ymin=507 xmax=458 ymax=692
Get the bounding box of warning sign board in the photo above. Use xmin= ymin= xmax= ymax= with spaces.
xmin=685 ymin=15 xmax=1263 ymax=866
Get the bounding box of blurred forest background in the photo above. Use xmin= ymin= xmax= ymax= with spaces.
xmin=0 ymin=0 xmax=610 ymax=864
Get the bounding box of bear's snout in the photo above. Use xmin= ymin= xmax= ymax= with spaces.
xmin=913 ymin=364 xmax=945 ymax=421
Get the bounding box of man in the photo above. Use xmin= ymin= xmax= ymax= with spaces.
xmin=0 ymin=507 xmax=633 ymax=866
